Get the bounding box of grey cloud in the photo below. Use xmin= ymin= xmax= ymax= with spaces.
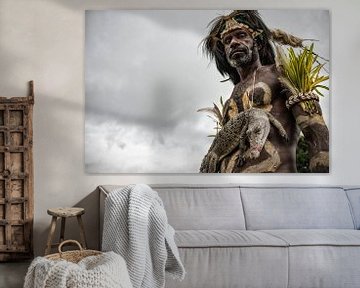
xmin=105 ymin=133 xmax=126 ymax=150
xmin=87 ymin=10 xmax=230 ymax=38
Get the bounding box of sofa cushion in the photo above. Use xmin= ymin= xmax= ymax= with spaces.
xmin=261 ymin=229 xmax=360 ymax=246
xmin=165 ymin=246 xmax=288 ymax=288
xmin=287 ymin=246 xmax=360 ymax=288
xmin=241 ymin=187 xmax=355 ymax=230
xmin=260 ymin=230 xmax=360 ymax=288
xmin=154 ymin=186 xmax=246 ymax=230
xmin=100 ymin=185 xmax=246 ymax=230
xmin=345 ymin=188 xmax=360 ymax=229
xmin=175 ymin=230 xmax=288 ymax=248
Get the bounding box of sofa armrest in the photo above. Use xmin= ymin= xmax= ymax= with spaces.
xmin=99 ymin=186 xmax=109 ymax=250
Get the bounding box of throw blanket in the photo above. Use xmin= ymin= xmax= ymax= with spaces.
xmin=24 ymin=251 xmax=133 ymax=288
xmin=102 ymin=184 xmax=185 ymax=288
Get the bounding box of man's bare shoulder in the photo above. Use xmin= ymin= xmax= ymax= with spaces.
xmin=258 ymin=64 xmax=280 ymax=76
xmin=258 ymin=64 xmax=282 ymax=87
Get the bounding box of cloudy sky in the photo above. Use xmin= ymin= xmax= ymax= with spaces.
xmin=85 ymin=10 xmax=330 ymax=173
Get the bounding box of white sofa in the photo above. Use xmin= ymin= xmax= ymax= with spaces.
xmin=99 ymin=185 xmax=360 ymax=288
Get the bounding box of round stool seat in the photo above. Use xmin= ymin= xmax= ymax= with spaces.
xmin=47 ymin=207 xmax=85 ymax=218
xmin=45 ymin=207 xmax=88 ymax=255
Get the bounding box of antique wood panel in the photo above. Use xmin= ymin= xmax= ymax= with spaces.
xmin=0 ymin=81 xmax=34 ymax=261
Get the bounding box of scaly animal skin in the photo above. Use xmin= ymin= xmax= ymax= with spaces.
xmin=200 ymin=108 xmax=288 ymax=173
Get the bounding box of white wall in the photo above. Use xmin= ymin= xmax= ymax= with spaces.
xmin=0 ymin=0 xmax=359 ymax=256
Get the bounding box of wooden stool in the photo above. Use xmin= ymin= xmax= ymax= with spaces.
xmin=45 ymin=207 xmax=87 ymax=255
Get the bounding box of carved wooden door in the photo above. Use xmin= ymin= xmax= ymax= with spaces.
xmin=0 ymin=82 xmax=34 ymax=261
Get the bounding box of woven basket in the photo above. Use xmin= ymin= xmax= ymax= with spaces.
xmin=45 ymin=240 xmax=102 ymax=263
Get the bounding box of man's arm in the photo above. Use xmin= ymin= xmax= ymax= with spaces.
xmin=290 ymin=100 xmax=329 ymax=172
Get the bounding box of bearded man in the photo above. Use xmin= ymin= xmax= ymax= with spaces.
xmin=200 ymin=10 xmax=329 ymax=173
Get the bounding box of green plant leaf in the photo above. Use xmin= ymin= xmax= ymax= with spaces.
xmin=276 ymin=44 xmax=329 ymax=96
xmin=315 ymin=84 xmax=329 ymax=90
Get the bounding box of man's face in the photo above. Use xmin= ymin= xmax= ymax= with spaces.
xmin=222 ymin=28 xmax=255 ymax=68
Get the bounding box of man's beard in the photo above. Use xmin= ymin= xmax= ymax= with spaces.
xmin=227 ymin=46 xmax=254 ymax=68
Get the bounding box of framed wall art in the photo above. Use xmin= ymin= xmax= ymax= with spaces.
xmin=85 ymin=9 xmax=330 ymax=173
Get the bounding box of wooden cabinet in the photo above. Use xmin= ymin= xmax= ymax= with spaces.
xmin=0 ymin=81 xmax=34 ymax=261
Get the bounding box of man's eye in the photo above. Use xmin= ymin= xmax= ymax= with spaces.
xmin=223 ymin=37 xmax=231 ymax=45
xmin=236 ymin=32 xmax=246 ymax=38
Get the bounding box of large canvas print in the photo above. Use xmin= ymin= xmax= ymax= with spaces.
xmin=85 ymin=10 xmax=329 ymax=173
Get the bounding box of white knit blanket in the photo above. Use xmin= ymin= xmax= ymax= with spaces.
xmin=24 ymin=251 xmax=133 ymax=288
xmin=102 ymin=184 xmax=185 ymax=288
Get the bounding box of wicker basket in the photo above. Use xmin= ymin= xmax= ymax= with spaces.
xmin=45 ymin=240 xmax=102 ymax=263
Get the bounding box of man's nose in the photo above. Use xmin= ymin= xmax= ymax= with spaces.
xmin=230 ymin=38 xmax=241 ymax=48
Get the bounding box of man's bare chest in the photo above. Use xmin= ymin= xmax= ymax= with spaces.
xmin=226 ymin=78 xmax=276 ymax=120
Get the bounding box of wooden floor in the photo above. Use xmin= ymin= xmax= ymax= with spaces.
xmin=0 ymin=261 xmax=30 ymax=288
